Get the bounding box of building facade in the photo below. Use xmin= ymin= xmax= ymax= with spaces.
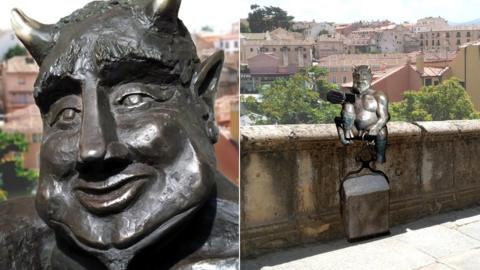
xmin=1 ymin=56 xmax=38 ymax=114
xmin=417 ymin=26 xmax=480 ymax=52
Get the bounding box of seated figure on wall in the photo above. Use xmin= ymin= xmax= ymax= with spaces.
xmin=328 ymin=65 xmax=390 ymax=163
xmin=0 ymin=0 xmax=238 ymax=269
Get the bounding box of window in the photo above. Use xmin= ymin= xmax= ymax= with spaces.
xmin=10 ymin=92 xmax=31 ymax=105
xmin=332 ymin=76 xmax=337 ymax=83
xmin=420 ymin=40 xmax=423 ymax=46
xmin=273 ymin=48 xmax=276 ymax=52
xmin=250 ymin=48 xmax=253 ymax=52
xmin=225 ymin=42 xmax=230 ymax=49
xmin=431 ymin=40 xmax=434 ymax=46
xmin=343 ymin=76 xmax=347 ymax=83
xmin=446 ymin=32 xmax=450 ymax=38
xmin=467 ymin=39 xmax=470 ymax=42
xmin=467 ymin=32 xmax=471 ymax=37
xmin=234 ymin=41 xmax=238 ymax=48
xmin=433 ymin=80 xmax=440 ymax=86
xmin=425 ymin=78 xmax=432 ymax=86
xmin=457 ymin=39 xmax=461 ymax=45
xmin=220 ymin=41 xmax=223 ymax=48
xmin=456 ymin=32 xmax=461 ymax=37
xmin=303 ymin=54 xmax=307 ymax=58
xmin=426 ymin=40 xmax=428 ymax=46
xmin=437 ymin=40 xmax=440 ymax=46
xmin=420 ymin=33 xmax=424 ymax=39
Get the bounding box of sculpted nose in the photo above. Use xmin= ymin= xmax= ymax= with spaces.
xmin=79 ymin=114 xmax=106 ymax=162
xmin=78 ymin=79 xmax=107 ymax=163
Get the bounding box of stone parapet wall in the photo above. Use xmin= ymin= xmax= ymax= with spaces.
xmin=241 ymin=120 xmax=480 ymax=257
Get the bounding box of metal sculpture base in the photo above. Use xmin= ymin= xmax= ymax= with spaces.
xmin=340 ymin=144 xmax=390 ymax=242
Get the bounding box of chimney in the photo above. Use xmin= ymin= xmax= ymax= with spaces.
xmin=416 ymin=52 xmax=424 ymax=74
xmin=265 ymin=31 xmax=271 ymax=40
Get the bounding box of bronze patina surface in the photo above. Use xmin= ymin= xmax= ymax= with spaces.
xmin=328 ymin=65 xmax=390 ymax=163
xmin=0 ymin=1 xmax=238 ymax=269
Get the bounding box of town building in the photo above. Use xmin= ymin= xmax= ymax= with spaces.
xmin=414 ymin=16 xmax=449 ymax=32
xmin=317 ymin=53 xmax=414 ymax=85
xmin=1 ymin=55 xmax=38 ymax=114
xmin=417 ymin=26 xmax=480 ymax=52
xmin=292 ymin=21 xmax=336 ymax=39
xmin=313 ymin=34 xmax=346 ymax=59
xmin=241 ymin=28 xmax=312 ymax=67
xmin=449 ymin=41 xmax=480 ymax=110
xmin=345 ymin=24 xmax=411 ymax=54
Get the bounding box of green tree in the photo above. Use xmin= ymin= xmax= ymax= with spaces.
xmin=0 ymin=131 xmax=38 ymax=201
xmin=242 ymin=68 xmax=340 ymax=125
xmin=200 ymin=25 xmax=214 ymax=32
xmin=301 ymin=66 xmax=338 ymax=98
xmin=240 ymin=21 xmax=251 ymax=33
xmin=4 ymin=44 xmax=27 ymax=60
xmin=391 ymin=78 xmax=480 ymax=121
xmin=247 ymin=5 xmax=294 ymax=32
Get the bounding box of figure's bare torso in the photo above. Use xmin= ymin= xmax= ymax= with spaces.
xmin=354 ymin=89 xmax=379 ymax=131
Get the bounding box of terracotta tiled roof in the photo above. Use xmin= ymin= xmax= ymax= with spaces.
xmin=411 ymin=65 xmax=450 ymax=77
xmin=242 ymin=39 xmax=314 ymax=46
xmin=318 ymin=53 xmax=411 ymax=67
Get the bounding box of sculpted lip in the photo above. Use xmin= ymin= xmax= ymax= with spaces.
xmin=74 ymin=164 xmax=156 ymax=215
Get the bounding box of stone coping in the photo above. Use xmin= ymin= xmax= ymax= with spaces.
xmin=241 ymin=120 xmax=480 ymax=151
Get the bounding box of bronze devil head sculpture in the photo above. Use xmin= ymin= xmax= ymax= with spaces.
xmin=2 ymin=0 xmax=238 ymax=269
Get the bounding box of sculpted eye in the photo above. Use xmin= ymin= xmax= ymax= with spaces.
xmin=119 ymin=93 xmax=154 ymax=107
xmin=51 ymin=108 xmax=80 ymax=128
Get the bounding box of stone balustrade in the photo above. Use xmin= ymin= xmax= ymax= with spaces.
xmin=241 ymin=120 xmax=480 ymax=257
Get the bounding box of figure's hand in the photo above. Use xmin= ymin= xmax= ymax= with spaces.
xmin=368 ymin=127 xmax=379 ymax=136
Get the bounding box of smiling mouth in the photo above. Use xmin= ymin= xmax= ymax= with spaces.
xmin=74 ymin=165 xmax=155 ymax=215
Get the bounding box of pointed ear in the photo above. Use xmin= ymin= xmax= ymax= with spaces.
xmin=193 ymin=50 xmax=224 ymax=109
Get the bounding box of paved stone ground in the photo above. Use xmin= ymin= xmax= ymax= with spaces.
xmin=242 ymin=205 xmax=480 ymax=270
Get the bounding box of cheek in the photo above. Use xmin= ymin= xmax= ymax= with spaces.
xmin=40 ymin=131 xmax=79 ymax=178
xmin=117 ymin=114 xmax=186 ymax=163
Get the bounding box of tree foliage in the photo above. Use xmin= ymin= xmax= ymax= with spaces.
xmin=240 ymin=21 xmax=251 ymax=33
xmin=390 ymin=78 xmax=480 ymax=122
xmin=200 ymin=25 xmax=214 ymax=32
xmin=0 ymin=131 xmax=38 ymax=201
xmin=242 ymin=67 xmax=340 ymax=125
xmin=4 ymin=44 xmax=27 ymax=60
xmin=247 ymin=5 xmax=294 ymax=33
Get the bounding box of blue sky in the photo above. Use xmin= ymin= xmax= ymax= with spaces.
xmin=0 ymin=0 xmax=241 ymax=33
xmin=240 ymin=0 xmax=480 ymax=24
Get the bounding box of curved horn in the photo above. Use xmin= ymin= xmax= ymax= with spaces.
xmin=146 ymin=0 xmax=182 ymax=33
xmin=10 ymin=8 xmax=56 ymax=64
xmin=151 ymin=0 xmax=181 ymax=18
